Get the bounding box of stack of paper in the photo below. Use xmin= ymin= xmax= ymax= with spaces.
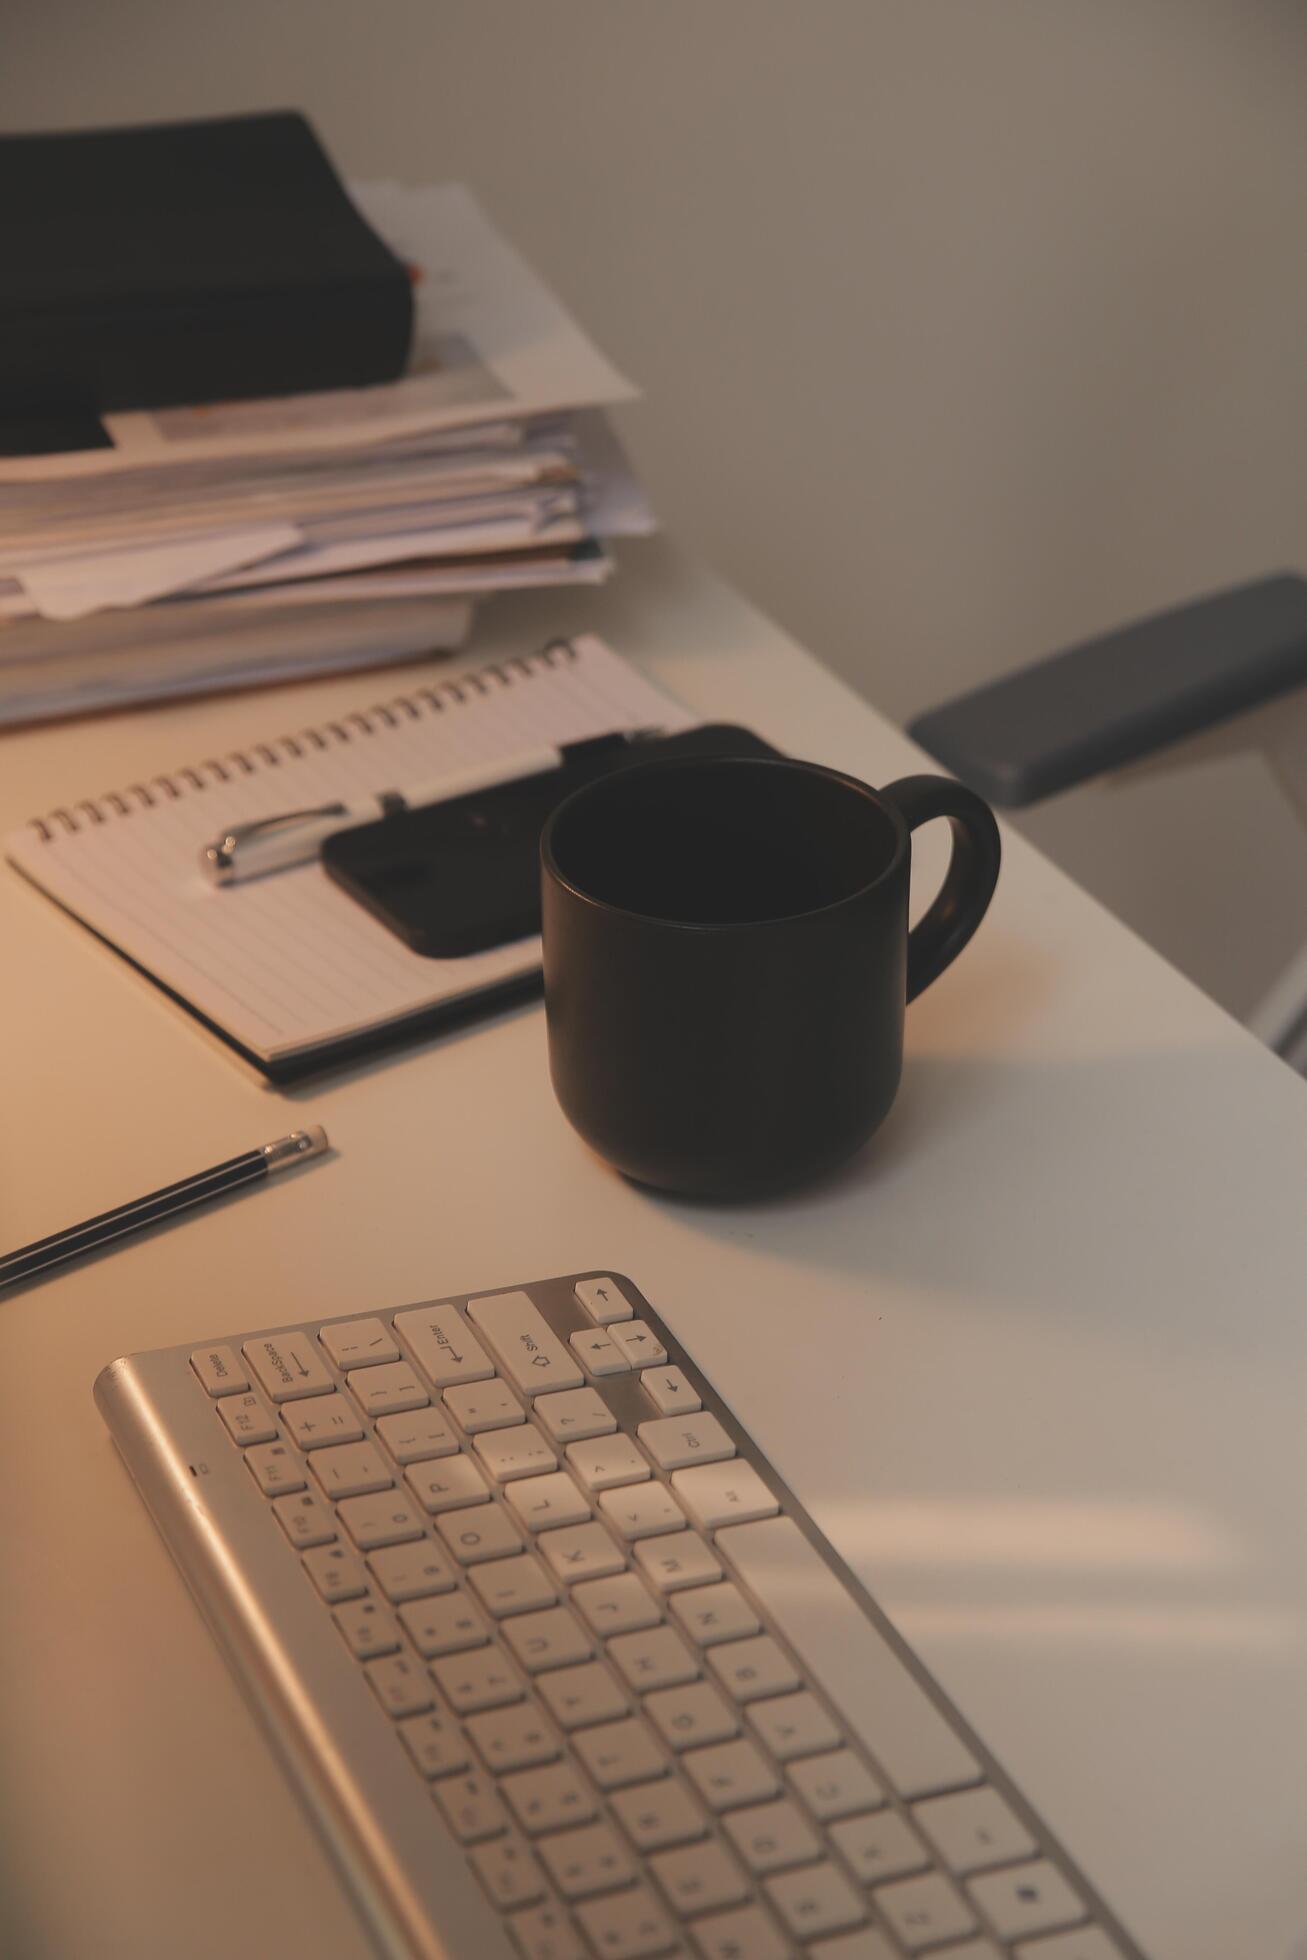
xmin=0 ymin=183 xmax=650 ymax=725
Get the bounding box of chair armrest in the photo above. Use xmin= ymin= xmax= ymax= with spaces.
xmin=908 ymin=573 xmax=1307 ymax=806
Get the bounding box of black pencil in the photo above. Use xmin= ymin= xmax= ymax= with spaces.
xmin=0 ymin=1126 xmax=329 ymax=1289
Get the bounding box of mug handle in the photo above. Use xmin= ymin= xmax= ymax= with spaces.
xmin=880 ymin=775 xmax=1002 ymax=1002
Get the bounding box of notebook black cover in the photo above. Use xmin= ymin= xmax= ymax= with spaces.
xmin=0 ymin=110 xmax=413 ymax=432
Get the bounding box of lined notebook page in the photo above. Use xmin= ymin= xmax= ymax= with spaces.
xmin=6 ymin=636 xmax=692 ymax=1064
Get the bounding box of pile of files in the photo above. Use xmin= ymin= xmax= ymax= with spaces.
xmin=0 ymin=183 xmax=648 ymax=725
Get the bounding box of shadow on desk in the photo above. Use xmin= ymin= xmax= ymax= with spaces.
xmin=653 ymin=1032 xmax=1307 ymax=1359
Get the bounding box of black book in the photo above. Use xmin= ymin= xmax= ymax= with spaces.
xmin=0 ymin=110 xmax=414 ymax=444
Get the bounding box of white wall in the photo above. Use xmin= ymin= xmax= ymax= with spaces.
xmin=7 ymin=0 xmax=1307 ymax=1017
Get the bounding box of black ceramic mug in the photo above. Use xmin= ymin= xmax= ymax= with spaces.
xmin=540 ymin=754 xmax=1001 ymax=1198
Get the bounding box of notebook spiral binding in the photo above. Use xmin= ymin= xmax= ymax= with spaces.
xmin=29 ymin=638 xmax=579 ymax=843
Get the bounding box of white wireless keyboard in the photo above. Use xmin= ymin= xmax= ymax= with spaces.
xmin=96 ymin=1272 xmax=1144 ymax=1960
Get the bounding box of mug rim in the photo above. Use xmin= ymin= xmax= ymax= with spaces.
xmin=540 ymin=751 xmax=911 ymax=933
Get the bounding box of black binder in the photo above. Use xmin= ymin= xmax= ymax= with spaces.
xmin=0 ymin=110 xmax=414 ymax=440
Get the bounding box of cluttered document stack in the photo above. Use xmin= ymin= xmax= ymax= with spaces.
xmin=0 ymin=116 xmax=649 ymax=725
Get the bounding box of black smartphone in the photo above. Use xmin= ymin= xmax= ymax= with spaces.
xmin=322 ymin=723 xmax=781 ymax=957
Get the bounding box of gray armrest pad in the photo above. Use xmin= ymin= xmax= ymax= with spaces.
xmin=908 ymin=573 xmax=1307 ymax=806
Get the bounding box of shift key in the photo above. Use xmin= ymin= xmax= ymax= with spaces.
xmin=465 ymin=1292 xmax=583 ymax=1397
xmin=717 ymin=1516 xmax=979 ymax=1800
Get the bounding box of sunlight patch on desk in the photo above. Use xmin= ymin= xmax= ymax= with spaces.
xmin=894 ymin=1601 xmax=1302 ymax=1652
xmin=817 ymin=1497 xmax=1235 ymax=1571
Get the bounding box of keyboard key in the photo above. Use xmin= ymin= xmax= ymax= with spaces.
xmin=345 ymin=1360 xmax=428 ymax=1418
xmin=788 ymin=1748 xmax=886 ymax=1821
xmin=1013 ymin=1935 xmax=1126 ymax=1960
xmin=401 ymin=1593 xmax=490 ymax=1658
xmin=640 ymin=1366 xmax=701 ymax=1416
xmin=573 ymin=1716 xmax=665 ymax=1789
xmin=707 ymin=1635 xmax=799 ymax=1704
xmin=366 ymin=1651 xmax=432 ymax=1718
xmin=395 ymin=1302 xmax=495 ymax=1390
xmin=568 ymin=1436 xmax=650 ymax=1492
xmin=466 ymin=1291 xmax=584 ymax=1397
xmin=470 ymin=1830 xmax=546 ymax=1910
xmin=638 ymin=1412 xmax=734 ymax=1472
xmin=242 ymin=1331 xmax=334 ymax=1402
xmin=573 ymin=1276 xmax=633 ymax=1325
xmin=913 ymin=1785 xmax=1036 ymax=1873
xmin=608 ymin=1627 xmax=700 ymax=1692
xmin=645 ymin=1681 xmax=738 ymax=1751
xmin=366 ymin=1540 xmax=456 ymax=1603
xmin=968 ymin=1861 xmax=1086 ymax=1940
xmin=332 ymin=1596 xmax=400 ymax=1659
xmin=690 ymin=1904 xmax=789 ymax=1960
xmin=610 ymin=1777 xmax=707 ymax=1852
xmin=244 ymin=1440 xmax=305 ymax=1496
xmin=375 ymin=1407 xmax=458 ymax=1464
xmin=468 ymin=1826 xmax=544 ymax=1905
xmin=405 ymin=1454 xmax=490 ymax=1514
xmin=649 ymin=1839 xmax=749 ymax=1914
xmin=539 ymin=1522 xmax=626 ymax=1585
xmin=436 ymin=1504 xmax=524 ymax=1564
xmin=598 ymin=1484 xmax=685 ymax=1540
xmin=746 ymin=1691 xmax=841 ymax=1762
xmin=282 ymin=1393 xmax=364 ymax=1450
xmin=722 ymin=1795 xmax=821 ymax=1873
xmin=190 ymin=1344 xmax=247 ymax=1396
xmin=433 ymin=1769 xmax=509 ymax=1843
xmin=537 ymin=1660 xmax=628 ymax=1731
xmin=271 ymin=1489 xmax=336 ymax=1548
xmin=765 ymin=1862 xmax=867 ymax=1940
xmin=444 ymin=1378 xmax=525 ymax=1434
xmin=609 ymin=1321 xmax=667 ymax=1368
xmin=311 ymin=1441 xmax=392 ymax=1500
xmin=506 ymin=1901 xmax=584 ymax=1960
xmin=875 ymin=1872 xmax=977 ymax=1950
xmin=634 ymin=1533 xmax=721 ymax=1594
xmin=468 ymin=1705 xmax=561 ymax=1773
xmin=806 ymin=1933 xmax=898 ymax=1960
xmin=829 ymin=1810 xmax=930 ymax=1884
xmin=683 ymin=1737 xmax=779 ymax=1812
xmin=398 ymin=1707 xmax=468 ymax=1778
xmin=669 ymin=1583 xmax=759 ymax=1647
xmin=217 ymin=1391 xmax=277 ymax=1445
xmin=433 ymin=1646 xmax=523 ymax=1713
xmin=319 ymin=1316 xmax=398 ymax=1370
xmin=302 ymin=1543 xmax=367 ymax=1602
xmin=476 ymin=1426 xmax=559 ymax=1483
xmin=506 ymin=1472 xmax=592 ymax=1533
xmin=573 ymin=1573 xmax=662 ymax=1636
xmin=537 ymin=1386 xmax=618 ymax=1442
xmin=540 ymin=1821 xmax=635 ymax=1899
xmin=575 ymin=1885 xmax=678 ymax=1959
xmin=569 ymin=1327 xmax=630 ymax=1377
xmin=503 ymin=1606 xmax=593 ymax=1673
xmin=505 ymin=1763 xmax=598 ymax=1836
xmin=468 ymin=1553 xmax=558 ymax=1619
xmin=672 ymin=1464 xmax=777 ymax=1531
xmin=337 ymin=1491 xmax=425 ymax=1550
xmin=719 ymin=1517 xmax=979 ymax=1798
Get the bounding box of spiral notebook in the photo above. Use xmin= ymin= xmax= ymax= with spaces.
xmin=6 ymin=634 xmax=692 ymax=1080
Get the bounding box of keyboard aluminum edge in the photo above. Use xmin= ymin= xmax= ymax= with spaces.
xmin=93 ymin=1352 xmax=517 ymax=1960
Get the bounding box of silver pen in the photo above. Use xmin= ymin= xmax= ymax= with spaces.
xmin=201 ymin=730 xmax=657 ymax=885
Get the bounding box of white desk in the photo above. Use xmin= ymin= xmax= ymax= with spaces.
xmin=3 ymin=538 xmax=1306 ymax=1960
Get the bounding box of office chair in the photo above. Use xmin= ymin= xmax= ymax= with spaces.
xmin=907 ymin=573 xmax=1307 ymax=1068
